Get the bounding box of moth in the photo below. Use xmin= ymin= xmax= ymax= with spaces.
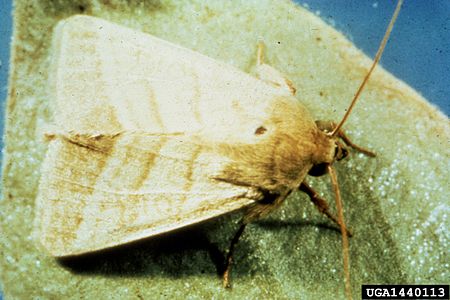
xmin=35 ymin=1 xmax=402 ymax=298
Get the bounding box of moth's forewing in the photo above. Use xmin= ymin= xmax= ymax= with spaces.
xmin=36 ymin=16 xmax=300 ymax=256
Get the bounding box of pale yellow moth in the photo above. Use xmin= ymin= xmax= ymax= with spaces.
xmin=35 ymin=1 xmax=402 ymax=298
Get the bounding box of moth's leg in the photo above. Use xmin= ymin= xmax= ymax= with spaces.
xmin=223 ymin=222 xmax=247 ymax=288
xmin=255 ymin=41 xmax=296 ymax=95
xmin=299 ymin=181 xmax=353 ymax=237
xmin=223 ymin=191 xmax=286 ymax=287
xmin=316 ymin=120 xmax=376 ymax=157
xmin=337 ymin=129 xmax=376 ymax=157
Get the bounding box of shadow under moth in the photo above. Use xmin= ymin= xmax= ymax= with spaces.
xmin=35 ymin=1 xmax=402 ymax=299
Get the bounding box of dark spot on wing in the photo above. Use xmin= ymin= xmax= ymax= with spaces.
xmin=254 ymin=126 xmax=267 ymax=135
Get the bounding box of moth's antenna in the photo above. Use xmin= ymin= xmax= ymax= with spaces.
xmin=327 ymin=165 xmax=352 ymax=300
xmin=331 ymin=0 xmax=403 ymax=137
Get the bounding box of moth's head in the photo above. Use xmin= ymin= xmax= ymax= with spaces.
xmin=308 ymin=120 xmax=349 ymax=177
xmin=308 ymin=119 xmax=376 ymax=177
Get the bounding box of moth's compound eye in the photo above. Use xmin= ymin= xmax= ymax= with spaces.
xmin=334 ymin=143 xmax=349 ymax=161
xmin=308 ymin=163 xmax=329 ymax=177
xmin=254 ymin=126 xmax=267 ymax=135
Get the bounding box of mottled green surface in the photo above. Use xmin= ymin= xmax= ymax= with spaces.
xmin=1 ymin=0 xmax=448 ymax=299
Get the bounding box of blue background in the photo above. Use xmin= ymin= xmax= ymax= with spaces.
xmin=0 ymin=1 xmax=448 ymax=298
xmin=297 ymin=0 xmax=449 ymax=117
xmin=0 ymin=0 xmax=13 ymax=155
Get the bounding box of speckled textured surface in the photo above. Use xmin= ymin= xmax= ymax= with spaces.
xmin=1 ymin=0 xmax=448 ymax=299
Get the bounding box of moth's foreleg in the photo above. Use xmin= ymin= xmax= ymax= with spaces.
xmin=223 ymin=222 xmax=247 ymax=288
xmin=299 ymin=181 xmax=353 ymax=237
xmin=316 ymin=120 xmax=376 ymax=157
xmin=255 ymin=41 xmax=296 ymax=95
xmin=337 ymin=129 xmax=376 ymax=157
